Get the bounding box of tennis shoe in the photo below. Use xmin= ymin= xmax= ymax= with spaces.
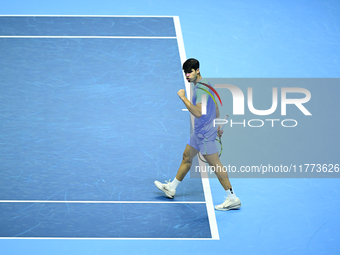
xmin=154 ymin=180 xmax=176 ymax=198
xmin=215 ymin=197 xmax=241 ymax=211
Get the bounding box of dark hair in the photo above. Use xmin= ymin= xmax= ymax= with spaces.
xmin=182 ymin=58 xmax=199 ymax=73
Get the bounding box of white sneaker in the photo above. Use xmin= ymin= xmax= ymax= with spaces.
xmin=154 ymin=180 xmax=176 ymax=198
xmin=215 ymin=197 xmax=241 ymax=211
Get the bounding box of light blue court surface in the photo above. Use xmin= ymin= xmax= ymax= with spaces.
xmin=1 ymin=1 xmax=340 ymax=254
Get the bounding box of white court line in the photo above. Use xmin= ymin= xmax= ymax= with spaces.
xmin=174 ymin=16 xmax=220 ymax=241
xmin=0 ymin=200 xmax=205 ymax=204
xmin=0 ymin=36 xmax=176 ymax=39
xmin=173 ymin=16 xmax=191 ymax=102
xmin=0 ymin=15 xmax=175 ymax=17
xmin=1 ymin=237 xmax=215 ymax=240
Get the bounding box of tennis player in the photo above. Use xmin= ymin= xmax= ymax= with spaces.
xmin=154 ymin=58 xmax=241 ymax=211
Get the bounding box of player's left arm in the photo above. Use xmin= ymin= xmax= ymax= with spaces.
xmin=177 ymin=89 xmax=202 ymax=118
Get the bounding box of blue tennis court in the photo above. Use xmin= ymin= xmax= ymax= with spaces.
xmin=0 ymin=16 xmax=217 ymax=239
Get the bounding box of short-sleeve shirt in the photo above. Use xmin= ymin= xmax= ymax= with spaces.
xmin=192 ymin=78 xmax=217 ymax=138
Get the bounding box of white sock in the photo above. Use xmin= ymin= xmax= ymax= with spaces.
xmin=226 ymin=188 xmax=237 ymax=200
xmin=169 ymin=178 xmax=181 ymax=190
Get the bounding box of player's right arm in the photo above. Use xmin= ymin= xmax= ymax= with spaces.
xmin=177 ymin=89 xmax=202 ymax=119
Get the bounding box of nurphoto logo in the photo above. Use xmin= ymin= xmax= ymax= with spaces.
xmin=200 ymin=84 xmax=312 ymax=128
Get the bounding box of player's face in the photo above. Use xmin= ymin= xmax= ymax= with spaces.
xmin=185 ymin=68 xmax=200 ymax=83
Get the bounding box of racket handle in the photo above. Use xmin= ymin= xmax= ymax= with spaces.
xmin=219 ymin=115 xmax=229 ymax=131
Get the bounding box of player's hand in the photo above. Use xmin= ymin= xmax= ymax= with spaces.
xmin=217 ymin=125 xmax=224 ymax=138
xmin=177 ymin=89 xmax=186 ymax=99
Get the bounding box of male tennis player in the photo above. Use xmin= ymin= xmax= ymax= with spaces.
xmin=154 ymin=58 xmax=241 ymax=211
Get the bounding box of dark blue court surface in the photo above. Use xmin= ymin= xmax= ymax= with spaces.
xmin=0 ymin=16 xmax=212 ymax=239
xmin=0 ymin=202 xmax=210 ymax=238
xmin=0 ymin=16 xmax=176 ymax=36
